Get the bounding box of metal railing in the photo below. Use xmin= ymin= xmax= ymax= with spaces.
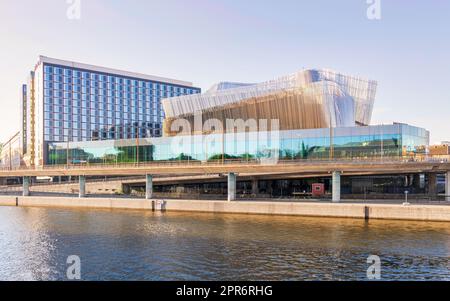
xmin=0 ymin=155 xmax=449 ymax=172
xmin=0 ymin=175 xmax=146 ymax=189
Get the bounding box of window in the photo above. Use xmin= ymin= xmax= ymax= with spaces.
xmin=44 ymin=81 xmax=53 ymax=89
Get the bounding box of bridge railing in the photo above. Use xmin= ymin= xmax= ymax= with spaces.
xmin=0 ymin=155 xmax=449 ymax=172
xmin=0 ymin=175 xmax=147 ymax=190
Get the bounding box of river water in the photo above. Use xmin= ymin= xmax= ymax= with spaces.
xmin=0 ymin=206 xmax=449 ymax=281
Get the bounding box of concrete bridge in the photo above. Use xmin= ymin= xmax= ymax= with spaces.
xmin=1 ymin=159 xmax=450 ymax=202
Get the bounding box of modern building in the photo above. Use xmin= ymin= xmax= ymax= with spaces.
xmin=21 ymin=84 xmax=28 ymax=154
xmin=162 ymin=69 xmax=377 ymax=136
xmin=21 ymin=56 xmax=201 ymax=166
xmin=44 ymin=69 xmax=429 ymax=166
xmin=46 ymin=123 xmax=429 ymax=165
xmin=429 ymin=143 xmax=450 ymax=157
xmin=0 ymin=132 xmax=23 ymax=169
xmin=15 ymin=67 xmax=436 ymax=199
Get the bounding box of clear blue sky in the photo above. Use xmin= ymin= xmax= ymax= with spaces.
xmin=0 ymin=0 xmax=449 ymax=143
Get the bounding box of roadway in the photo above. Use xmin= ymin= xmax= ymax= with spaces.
xmin=1 ymin=159 xmax=450 ymax=177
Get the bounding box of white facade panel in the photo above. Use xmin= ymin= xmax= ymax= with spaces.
xmin=162 ymin=69 xmax=377 ymax=127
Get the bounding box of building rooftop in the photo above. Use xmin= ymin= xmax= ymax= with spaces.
xmin=38 ymin=56 xmax=195 ymax=88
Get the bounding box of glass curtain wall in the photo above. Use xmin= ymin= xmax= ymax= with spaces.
xmin=42 ymin=64 xmax=201 ymax=143
xmin=46 ymin=124 xmax=429 ymax=165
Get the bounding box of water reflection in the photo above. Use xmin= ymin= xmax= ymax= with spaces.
xmin=0 ymin=206 xmax=449 ymax=280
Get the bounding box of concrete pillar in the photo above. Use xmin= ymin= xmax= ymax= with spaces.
xmin=251 ymin=179 xmax=259 ymax=195
xmin=332 ymin=171 xmax=341 ymax=203
xmin=428 ymin=173 xmax=437 ymax=197
xmin=412 ymin=174 xmax=421 ymax=192
xmin=146 ymin=174 xmax=153 ymax=200
xmin=266 ymin=180 xmax=274 ymax=196
xmin=122 ymin=184 xmax=131 ymax=195
xmin=23 ymin=176 xmax=30 ymax=197
xmin=228 ymin=173 xmax=236 ymax=202
xmin=446 ymin=172 xmax=450 ymax=202
xmin=79 ymin=176 xmax=86 ymax=198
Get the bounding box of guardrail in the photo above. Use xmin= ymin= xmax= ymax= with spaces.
xmin=0 ymin=175 xmax=147 ymax=190
xmin=0 ymin=155 xmax=449 ymax=172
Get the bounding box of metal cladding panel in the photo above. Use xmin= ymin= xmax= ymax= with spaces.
xmin=205 ymin=82 xmax=256 ymax=93
xmin=162 ymin=69 xmax=377 ymax=128
xmin=315 ymin=69 xmax=377 ymax=126
xmin=163 ymin=79 xmax=361 ymax=136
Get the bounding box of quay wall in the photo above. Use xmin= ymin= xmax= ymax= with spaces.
xmin=0 ymin=195 xmax=449 ymax=222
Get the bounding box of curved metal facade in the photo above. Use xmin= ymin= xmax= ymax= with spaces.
xmin=162 ymin=69 xmax=377 ymax=136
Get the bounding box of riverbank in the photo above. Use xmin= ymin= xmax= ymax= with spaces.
xmin=0 ymin=195 xmax=449 ymax=222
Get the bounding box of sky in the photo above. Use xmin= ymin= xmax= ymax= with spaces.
xmin=0 ymin=0 xmax=449 ymax=143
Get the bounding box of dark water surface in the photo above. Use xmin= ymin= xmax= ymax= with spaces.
xmin=0 ymin=206 xmax=449 ymax=280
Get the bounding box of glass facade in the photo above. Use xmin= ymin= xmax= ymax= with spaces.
xmin=46 ymin=123 xmax=429 ymax=165
xmin=21 ymin=84 xmax=27 ymax=154
xmin=42 ymin=63 xmax=201 ymax=143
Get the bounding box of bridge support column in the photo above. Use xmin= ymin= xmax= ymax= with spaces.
xmin=146 ymin=174 xmax=153 ymax=200
xmin=251 ymin=179 xmax=259 ymax=196
xmin=428 ymin=173 xmax=437 ymax=198
xmin=412 ymin=174 xmax=421 ymax=191
xmin=446 ymin=172 xmax=450 ymax=202
xmin=228 ymin=173 xmax=236 ymax=202
xmin=79 ymin=176 xmax=86 ymax=198
xmin=332 ymin=171 xmax=341 ymax=203
xmin=23 ymin=176 xmax=30 ymax=197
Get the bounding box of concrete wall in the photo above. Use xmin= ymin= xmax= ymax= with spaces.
xmin=0 ymin=195 xmax=449 ymax=222
xmin=18 ymin=196 xmax=153 ymax=210
xmin=162 ymin=200 xmax=366 ymax=219
xmin=367 ymin=203 xmax=450 ymax=221
xmin=24 ymin=181 xmax=122 ymax=195
xmin=161 ymin=200 xmax=450 ymax=222
xmin=0 ymin=195 xmax=17 ymax=206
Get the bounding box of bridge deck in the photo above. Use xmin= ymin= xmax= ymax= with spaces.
xmin=1 ymin=160 xmax=449 ymax=177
